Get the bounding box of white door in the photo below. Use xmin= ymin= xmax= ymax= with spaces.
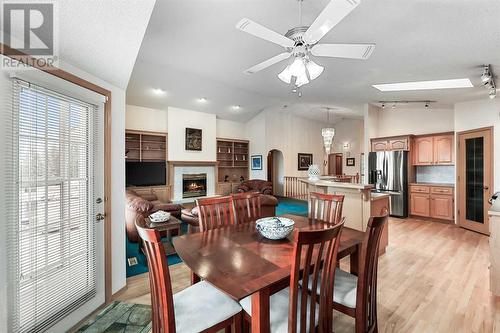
xmin=10 ymin=79 xmax=106 ymax=332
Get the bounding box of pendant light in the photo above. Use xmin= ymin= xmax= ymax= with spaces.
xmin=322 ymin=108 xmax=335 ymax=154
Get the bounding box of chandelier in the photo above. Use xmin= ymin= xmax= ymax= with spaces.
xmin=278 ymin=55 xmax=324 ymax=87
xmin=321 ymin=108 xmax=335 ymax=154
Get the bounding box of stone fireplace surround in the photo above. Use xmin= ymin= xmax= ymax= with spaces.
xmin=168 ymin=161 xmax=217 ymax=203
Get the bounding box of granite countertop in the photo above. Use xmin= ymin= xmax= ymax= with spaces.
xmin=298 ymin=178 xmax=374 ymax=190
xmin=371 ymin=192 xmax=390 ymax=201
xmin=410 ymin=182 xmax=455 ymax=187
xmin=489 ymin=200 xmax=500 ymax=217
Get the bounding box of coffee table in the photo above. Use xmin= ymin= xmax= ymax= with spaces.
xmin=146 ymin=215 xmax=182 ymax=255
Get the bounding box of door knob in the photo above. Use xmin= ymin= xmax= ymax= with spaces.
xmin=96 ymin=213 xmax=105 ymax=221
xmin=484 ymin=186 xmax=490 ymax=190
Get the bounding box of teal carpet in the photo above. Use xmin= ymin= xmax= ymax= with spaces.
xmin=126 ymin=196 xmax=308 ymax=277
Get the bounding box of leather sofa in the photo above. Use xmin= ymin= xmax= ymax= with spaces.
xmin=237 ymin=179 xmax=273 ymax=195
xmin=181 ymin=194 xmax=279 ymax=233
xmin=125 ymin=189 xmax=182 ymax=243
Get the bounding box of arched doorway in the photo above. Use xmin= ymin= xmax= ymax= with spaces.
xmin=267 ymin=149 xmax=285 ymax=196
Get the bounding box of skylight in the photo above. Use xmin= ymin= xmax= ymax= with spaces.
xmin=372 ymin=78 xmax=473 ymax=92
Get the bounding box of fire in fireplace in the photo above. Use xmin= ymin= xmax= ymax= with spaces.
xmin=182 ymin=173 xmax=207 ymax=198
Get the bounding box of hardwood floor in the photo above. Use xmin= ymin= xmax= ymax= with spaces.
xmin=115 ymin=217 xmax=500 ymax=332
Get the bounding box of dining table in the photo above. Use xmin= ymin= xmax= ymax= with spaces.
xmin=172 ymin=213 xmax=365 ymax=333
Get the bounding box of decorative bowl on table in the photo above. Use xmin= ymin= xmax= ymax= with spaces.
xmin=149 ymin=210 xmax=171 ymax=223
xmin=255 ymin=217 xmax=295 ymax=240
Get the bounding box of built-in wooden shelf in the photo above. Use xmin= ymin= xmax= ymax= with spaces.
xmin=216 ymin=138 xmax=249 ymax=191
xmin=125 ymin=130 xmax=167 ymax=162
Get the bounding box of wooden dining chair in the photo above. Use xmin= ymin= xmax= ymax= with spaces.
xmin=232 ymin=192 xmax=262 ymax=224
xmin=196 ymin=196 xmax=235 ymax=232
xmin=240 ymin=221 xmax=345 ymax=333
xmin=135 ymin=216 xmax=242 ymax=333
xmin=305 ymin=212 xmax=388 ymax=333
xmin=308 ymin=192 xmax=345 ymax=225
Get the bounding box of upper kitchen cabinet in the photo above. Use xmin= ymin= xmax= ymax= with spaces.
xmin=413 ymin=133 xmax=454 ymax=166
xmin=433 ymin=135 xmax=454 ymax=164
xmin=371 ymin=135 xmax=411 ymax=152
xmin=414 ymin=137 xmax=434 ymax=165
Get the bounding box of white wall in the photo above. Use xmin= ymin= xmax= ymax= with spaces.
xmin=455 ymin=99 xmax=500 ymax=192
xmin=216 ymin=118 xmax=247 ymax=140
xmin=167 ymin=107 xmax=217 ymax=161
xmin=331 ymin=118 xmax=364 ymax=175
xmin=377 ymin=106 xmax=455 ymax=137
xmin=125 ymin=104 xmax=168 ymax=133
xmin=246 ymin=111 xmax=268 ymax=180
xmin=247 ymin=107 xmax=328 ymax=180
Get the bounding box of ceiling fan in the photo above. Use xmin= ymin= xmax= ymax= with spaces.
xmin=236 ymin=0 xmax=375 ymax=88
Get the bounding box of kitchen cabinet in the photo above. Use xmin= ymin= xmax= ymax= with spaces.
xmin=430 ymin=195 xmax=454 ymax=220
xmin=410 ymin=193 xmax=430 ymax=216
xmin=433 ymin=135 xmax=454 ymax=164
xmin=371 ymin=136 xmax=410 ymax=152
xmin=413 ymin=133 xmax=454 ymax=165
xmin=372 ymin=140 xmax=389 ymax=151
xmin=410 ymin=184 xmax=454 ymax=221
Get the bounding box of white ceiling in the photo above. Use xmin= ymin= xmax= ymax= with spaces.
xmin=126 ymin=0 xmax=500 ymax=122
xmin=58 ymin=0 xmax=156 ymax=89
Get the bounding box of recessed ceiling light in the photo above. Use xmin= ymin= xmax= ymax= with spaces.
xmin=197 ymin=97 xmax=208 ymax=103
xmin=152 ymin=88 xmax=166 ymax=95
xmin=372 ymin=78 xmax=473 ymax=92
xmin=231 ymin=105 xmax=241 ymax=110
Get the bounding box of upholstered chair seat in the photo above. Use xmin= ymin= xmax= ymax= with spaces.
xmin=301 ymin=268 xmax=358 ymax=309
xmin=239 ymin=287 xmax=319 ymax=333
xmin=173 ymin=281 xmax=242 ymax=333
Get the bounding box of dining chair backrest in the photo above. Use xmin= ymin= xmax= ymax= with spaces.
xmin=289 ymin=219 xmax=345 ymax=333
xmin=356 ymin=212 xmax=389 ymax=332
xmin=135 ymin=216 xmax=176 ymax=333
xmin=196 ymin=196 xmax=235 ymax=232
xmin=232 ymin=192 xmax=261 ymax=224
xmin=308 ymin=192 xmax=345 ymax=225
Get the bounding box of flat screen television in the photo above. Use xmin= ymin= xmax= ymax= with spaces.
xmin=126 ymin=161 xmax=166 ymax=186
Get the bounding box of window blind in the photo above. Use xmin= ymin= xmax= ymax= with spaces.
xmin=7 ymin=79 xmax=98 ymax=333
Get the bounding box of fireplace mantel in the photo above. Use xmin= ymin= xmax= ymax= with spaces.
xmin=168 ymin=161 xmax=218 ymax=202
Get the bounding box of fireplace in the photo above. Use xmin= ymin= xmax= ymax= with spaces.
xmin=182 ymin=173 xmax=207 ymax=198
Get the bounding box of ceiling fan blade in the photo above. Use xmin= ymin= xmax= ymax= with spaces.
xmin=303 ymin=0 xmax=360 ymax=45
xmin=243 ymin=52 xmax=291 ymax=74
xmin=236 ymin=18 xmax=295 ymax=48
xmin=311 ymin=43 xmax=375 ymax=59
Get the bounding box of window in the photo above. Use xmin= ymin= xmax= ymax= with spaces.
xmin=8 ymin=79 xmax=98 ymax=333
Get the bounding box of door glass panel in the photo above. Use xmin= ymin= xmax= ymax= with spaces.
xmin=465 ymin=137 xmax=484 ymax=223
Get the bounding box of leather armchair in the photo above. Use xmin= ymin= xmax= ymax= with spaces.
xmin=237 ymin=179 xmax=273 ymax=195
xmin=181 ymin=194 xmax=279 ymax=233
xmin=125 ymin=190 xmax=182 ymax=243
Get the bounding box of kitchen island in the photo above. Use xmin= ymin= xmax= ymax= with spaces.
xmin=299 ymin=177 xmax=390 ymax=253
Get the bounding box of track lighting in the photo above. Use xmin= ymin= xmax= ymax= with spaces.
xmin=481 ymin=66 xmax=492 ymax=84
xmin=378 ymin=100 xmax=436 ymax=109
xmin=489 ymin=88 xmax=496 ymax=99
xmin=482 ymin=65 xmax=496 ymax=99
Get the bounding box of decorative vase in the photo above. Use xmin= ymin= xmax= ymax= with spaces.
xmin=308 ymin=164 xmax=320 ymax=181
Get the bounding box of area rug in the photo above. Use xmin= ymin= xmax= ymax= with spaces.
xmin=76 ymin=301 xmax=151 ymax=333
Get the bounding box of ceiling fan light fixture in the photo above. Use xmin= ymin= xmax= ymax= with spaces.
xmin=295 ymin=70 xmax=310 ymax=87
xmin=278 ymin=66 xmax=292 ymax=84
xmin=306 ymin=60 xmax=324 ymax=80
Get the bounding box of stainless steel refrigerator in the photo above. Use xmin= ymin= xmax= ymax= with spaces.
xmin=368 ymin=151 xmax=409 ymax=217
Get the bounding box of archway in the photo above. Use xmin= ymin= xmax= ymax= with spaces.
xmin=267 ymin=149 xmax=285 ymax=196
